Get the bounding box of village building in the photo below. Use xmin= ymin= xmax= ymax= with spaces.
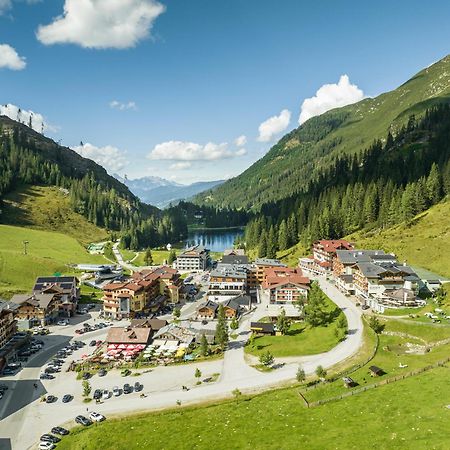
xmin=152 ymin=323 xmax=196 ymax=346
xmin=174 ymin=244 xmax=210 ymax=271
xmin=102 ymin=266 xmax=183 ymax=319
xmin=197 ymin=294 xmax=251 ymax=320
xmin=208 ymin=263 xmax=248 ymax=301
xmin=299 ymin=240 xmax=353 ymax=275
xmin=10 ymin=293 xmax=61 ymax=328
xmin=0 ymin=301 xmax=18 ymax=353
xmin=33 ymin=276 xmax=80 ymax=316
xmin=262 ymin=267 xmax=311 ymax=304
xmin=106 ymin=326 xmax=152 ymax=346
xmin=250 ymin=322 xmax=275 ymax=335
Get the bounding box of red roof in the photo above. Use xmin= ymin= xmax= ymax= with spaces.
xmin=314 ymin=240 xmax=353 ymax=253
xmin=262 ymin=267 xmax=310 ymax=289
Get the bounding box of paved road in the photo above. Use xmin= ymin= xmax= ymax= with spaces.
xmin=0 ymin=276 xmax=364 ymax=450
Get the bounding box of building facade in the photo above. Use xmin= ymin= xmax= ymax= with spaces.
xmin=175 ymin=245 xmax=210 ymax=271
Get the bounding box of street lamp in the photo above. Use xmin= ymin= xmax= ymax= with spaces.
xmin=23 ymin=240 xmax=29 ymax=255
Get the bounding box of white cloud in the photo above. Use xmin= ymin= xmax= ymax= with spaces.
xmin=299 ymin=74 xmax=364 ymax=125
xmin=169 ymin=162 xmax=191 ymax=170
xmin=109 ymin=100 xmax=137 ymax=111
xmin=0 ymin=103 xmax=56 ymax=132
xmin=0 ymin=0 xmax=11 ymax=15
xmin=234 ymin=135 xmax=247 ymax=147
xmin=148 ymin=140 xmax=246 ymax=161
xmin=36 ymin=0 xmax=165 ymax=49
xmin=235 ymin=148 xmax=247 ymax=156
xmin=257 ymin=109 xmax=291 ymax=142
xmin=0 ymin=44 xmax=26 ymax=70
xmin=73 ymin=142 xmax=128 ymax=172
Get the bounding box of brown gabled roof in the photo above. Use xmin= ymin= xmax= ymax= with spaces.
xmin=106 ymin=327 xmax=151 ymax=344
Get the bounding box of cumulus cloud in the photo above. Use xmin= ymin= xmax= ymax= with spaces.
xmin=73 ymin=142 xmax=128 ymax=172
xmin=36 ymin=0 xmax=166 ymax=49
xmin=109 ymin=100 xmax=137 ymax=111
xmin=234 ymin=135 xmax=247 ymax=147
xmin=169 ymin=162 xmax=191 ymax=170
xmin=257 ymin=109 xmax=291 ymax=142
xmin=0 ymin=0 xmax=11 ymax=15
xmin=0 ymin=44 xmax=26 ymax=70
xmin=148 ymin=140 xmax=246 ymax=161
xmin=298 ymin=74 xmax=364 ymax=125
xmin=0 ymin=103 xmax=56 ymax=133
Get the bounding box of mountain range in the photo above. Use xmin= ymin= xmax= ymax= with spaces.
xmin=114 ymin=174 xmax=224 ymax=208
xmin=195 ymin=55 xmax=450 ymax=211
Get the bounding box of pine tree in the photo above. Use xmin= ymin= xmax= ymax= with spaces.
xmin=426 ymin=163 xmax=442 ymax=204
xmin=304 ymin=282 xmax=327 ymax=327
xmin=144 ymin=248 xmax=153 ymax=265
xmin=215 ymin=304 xmax=229 ymax=350
xmin=200 ymin=334 xmax=209 ymax=357
xmin=276 ymin=308 xmax=290 ymax=335
xmin=278 ymin=219 xmax=289 ymax=250
xmin=258 ymin=230 xmax=267 ymax=258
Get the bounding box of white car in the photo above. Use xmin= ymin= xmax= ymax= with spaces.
xmin=39 ymin=442 xmax=55 ymax=450
xmin=102 ymin=389 xmax=110 ymax=400
xmin=89 ymin=411 xmax=105 ymax=422
xmin=112 ymin=386 xmax=120 ymax=397
xmin=57 ymin=320 xmax=68 ymax=326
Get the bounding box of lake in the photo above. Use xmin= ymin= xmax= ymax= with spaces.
xmin=184 ymin=228 xmax=244 ymax=253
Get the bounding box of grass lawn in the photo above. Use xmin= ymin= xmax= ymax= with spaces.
xmin=382 ymin=318 xmax=450 ymax=343
xmin=1 ymin=185 xmax=108 ymax=245
xmin=119 ymin=248 xmax=137 ymax=262
xmin=133 ymin=248 xmax=182 ymax=266
xmin=278 ymin=242 xmax=308 ymax=267
xmin=57 ymin=365 xmax=450 ymax=450
xmin=0 ymin=224 xmax=106 ymax=298
xmin=245 ymin=321 xmax=343 ymax=358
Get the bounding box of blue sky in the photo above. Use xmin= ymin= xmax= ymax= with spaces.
xmin=1 ymin=0 xmax=450 ymax=183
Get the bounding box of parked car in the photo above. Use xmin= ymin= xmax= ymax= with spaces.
xmin=75 ymin=415 xmax=92 ymax=426
xmin=57 ymin=320 xmax=68 ymax=326
xmin=89 ymin=411 xmax=105 ymax=422
xmin=96 ymin=340 xmax=102 ymax=346
xmin=112 ymin=386 xmax=120 ymax=397
xmin=51 ymin=426 xmax=69 ymax=435
xmin=82 ymin=372 xmax=91 ymax=380
xmin=123 ymin=383 xmax=132 ymax=394
xmin=40 ymin=373 xmax=55 ymax=380
xmin=361 ymin=305 xmax=370 ymax=310
xmin=93 ymin=389 xmax=102 ymax=400
xmin=46 ymin=395 xmax=57 ymax=403
xmin=134 ymin=382 xmax=143 ymax=392
xmin=62 ymin=394 xmax=73 ymax=403
xmin=89 ymin=340 xmax=97 ymax=347
xmin=102 ymin=389 xmax=110 ymax=400
xmin=98 ymin=368 xmax=107 ymax=377
xmin=40 ymin=434 xmax=60 ymax=443
xmin=38 ymin=442 xmax=55 ymax=450
xmin=75 ymin=329 xmax=84 ymax=335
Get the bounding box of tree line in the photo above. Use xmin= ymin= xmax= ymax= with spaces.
xmin=245 ymin=105 xmax=450 ymax=257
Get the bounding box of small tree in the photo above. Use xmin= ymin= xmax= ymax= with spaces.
xmin=304 ymin=282 xmax=327 ymax=327
xmin=296 ymin=365 xmax=306 ymax=383
xmin=215 ymin=304 xmax=229 ymax=350
xmin=259 ymin=350 xmax=274 ymax=367
xmin=144 ymin=248 xmax=153 ymax=265
xmin=173 ymin=307 xmax=181 ymax=319
xmin=315 ymin=365 xmax=327 ymax=380
xmin=82 ymin=380 xmax=91 ymax=397
xmin=230 ymin=316 xmax=239 ymax=330
xmin=369 ymin=316 xmax=385 ymax=334
xmin=232 ymin=388 xmax=242 ymax=401
xmin=276 ymin=308 xmax=290 ymax=335
xmin=168 ymin=249 xmax=177 ymax=265
xmin=195 ymin=368 xmax=202 ymax=384
xmin=200 ymin=333 xmax=209 ymax=357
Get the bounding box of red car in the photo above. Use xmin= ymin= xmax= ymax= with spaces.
xmin=75 ymin=329 xmax=85 ymax=335
xmin=96 ymin=340 xmax=102 ymax=346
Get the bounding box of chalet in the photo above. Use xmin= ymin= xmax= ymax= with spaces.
xmin=152 ymin=323 xmax=196 ymax=346
xmin=106 ymin=326 xmax=152 ymax=345
xmin=197 ymin=301 xmax=219 ymax=320
xmin=263 ymin=267 xmax=310 ymax=304
xmin=10 ymin=293 xmax=60 ymax=327
xmin=250 ymin=322 xmax=275 ymax=335
xmin=130 ymin=318 xmax=167 ymax=333
xmin=33 ymin=276 xmax=80 ymax=316
xmin=0 ymin=301 xmax=18 ymax=351
xmin=221 ymin=254 xmax=249 ymax=265
xmin=174 ymin=245 xmax=210 ymax=271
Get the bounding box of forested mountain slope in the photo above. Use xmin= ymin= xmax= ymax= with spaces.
xmin=196 ymin=55 xmax=450 ymax=210
xmin=0 ymin=116 xmax=187 ymax=249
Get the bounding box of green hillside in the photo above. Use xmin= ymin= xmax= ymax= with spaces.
xmin=196 ymin=55 xmax=450 ymax=210
xmin=0 ymin=224 xmax=106 ymax=299
xmin=1 ymin=185 xmax=108 ymax=245
xmin=350 ymin=198 xmax=450 ymax=278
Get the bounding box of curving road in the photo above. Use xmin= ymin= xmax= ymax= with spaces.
xmin=0 ymin=276 xmax=364 ymax=450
